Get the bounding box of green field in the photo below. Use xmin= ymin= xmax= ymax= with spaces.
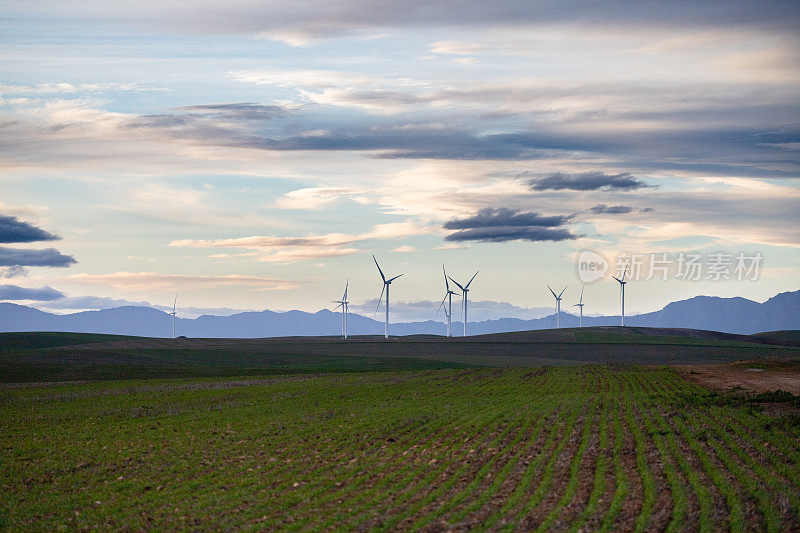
xmin=3 ymin=366 xmax=800 ymax=530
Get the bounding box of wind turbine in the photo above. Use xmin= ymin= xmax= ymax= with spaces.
xmin=448 ymin=271 xmax=478 ymax=337
xmin=332 ymin=279 xmax=349 ymax=339
xmin=574 ymin=286 xmax=585 ymax=327
xmin=612 ymin=264 xmax=629 ymax=326
xmin=437 ymin=265 xmax=458 ymax=337
xmin=170 ymin=294 xmax=177 ymax=339
xmin=373 ymin=255 xmax=403 ymax=339
xmin=547 ymin=285 xmax=567 ymax=328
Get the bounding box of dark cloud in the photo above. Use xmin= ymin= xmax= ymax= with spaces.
xmin=261 ymin=128 xmax=585 ymax=160
xmin=446 ymin=226 xmax=578 ymax=242
xmin=531 ymin=171 xmax=649 ymax=191
xmin=0 ymin=284 xmax=65 ymax=301
xmin=0 ymin=247 xmax=77 ymax=267
xmin=0 ymin=214 xmax=60 ymax=243
xmin=23 ymin=2 xmax=799 ymax=37
xmin=444 ymin=208 xmax=579 ymax=242
xmin=589 ymin=204 xmax=634 ymax=214
xmin=444 ymin=208 xmax=572 ymax=229
xmin=1 ymin=265 xmax=29 ymax=278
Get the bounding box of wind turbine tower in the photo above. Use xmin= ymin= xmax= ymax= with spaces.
xmin=437 ymin=265 xmax=458 ymax=337
xmin=547 ymin=285 xmax=567 ymax=329
xmin=448 ymin=271 xmax=478 ymax=336
xmin=170 ymin=294 xmax=177 ymax=339
xmin=373 ymin=255 xmax=403 ymax=339
xmin=612 ymin=264 xmax=629 ymax=326
xmin=332 ymin=280 xmax=350 ymax=339
xmin=574 ymin=286 xmax=585 ymax=327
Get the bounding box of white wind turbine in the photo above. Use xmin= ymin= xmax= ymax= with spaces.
xmin=613 ymin=264 xmax=629 ymax=326
xmin=574 ymin=286 xmax=585 ymax=327
xmin=332 ymin=279 xmax=349 ymax=339
xmin=373 ymin=255 xmax=403 ymax=339
xmin=547 ymin=285 xmax=567 ymax=329
xmin=448 ymin=271 xmax=478 ymax=337
xmin=437 ymin=265 xmax=458 ymax=337
xmin=170 ymin=294 xmax=177 ymax=339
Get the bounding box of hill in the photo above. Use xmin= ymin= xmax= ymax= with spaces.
xmin=2 ymin=327 xmax=798 ymax=383
xmin=0 ymin=289 xmax=798 ymax=337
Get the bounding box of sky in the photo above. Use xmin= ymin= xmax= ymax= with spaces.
xmin=1 ymin=0 xmax=798 ymax=321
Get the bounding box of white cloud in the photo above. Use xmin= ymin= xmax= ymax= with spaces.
xmin=274 ymin=186 xmax=361 ymax=209
xmin=229 ymin=69 xmax=375 ymax=89
xmin=430 ymin=41 xmax=484 ymax=55
xmin=390 ymin=245 xmax=416 ymax=253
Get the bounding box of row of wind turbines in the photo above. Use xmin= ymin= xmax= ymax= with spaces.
xmin=331 ymin=256 xmax=631 ymax=339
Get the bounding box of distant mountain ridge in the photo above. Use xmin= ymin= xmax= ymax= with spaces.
xmin=0 ymin=290 xmax=797 ymax=337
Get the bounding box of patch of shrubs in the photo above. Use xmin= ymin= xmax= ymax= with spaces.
xmin=751 ymin=390 xmax=799 ymax=404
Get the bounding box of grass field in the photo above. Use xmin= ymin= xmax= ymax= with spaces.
xmin=3 ymin=365 xmax=800 ymax=530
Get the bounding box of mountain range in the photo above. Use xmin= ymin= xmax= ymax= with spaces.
xmin=0 ymin=290 xmax=797 ymax=337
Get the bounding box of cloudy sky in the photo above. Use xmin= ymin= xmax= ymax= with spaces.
xmin=1 ymin=1 xmax=798 ymax=320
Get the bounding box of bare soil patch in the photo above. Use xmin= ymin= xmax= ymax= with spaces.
xmin=677 ymin=360 xmax=800 ymax=395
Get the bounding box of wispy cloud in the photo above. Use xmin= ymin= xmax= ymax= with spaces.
xmin=67 ymin=272 xmax=298 ymax=291
xmin=430 ymin=41 xmax=484 ymax=55
xmin=170 ymin=220 xmax=432 ymax=263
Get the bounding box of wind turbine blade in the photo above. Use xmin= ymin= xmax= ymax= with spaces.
xmin=579 ymin=285 xmax=584 ymax=305
xmin=464 ymin=270 xmax=479 ymax=289
xmin=547 ymin=285 xmax=558 ymax=298
xmin=172 ymin=294 xmax=176 ymax=314
xmin=373 ymin=284 xmax=386 ymax=318
xmin=448 ymin=276 xmax=466 ymax=292
xmin=443 ymin=265 xmax=450 ymax=291
xmin=332 ymin=302 xmax=343 ymax=310
xmin=622 ymin=263 xmax=629 ymax=282
xmin=387 ymin=273 xmax=403 ymax=283
xmin=343 ymin=279 xmax=348 ymax=300
xmin=558 ymin=286 xmax=567 ymax=298
xmin=372 ymin=255 xmax=386 ymax=282
xmin=612 ymin=276 xmax=621 ymax=283
xmin=436 ymin=293 xmax=448 ymax=316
